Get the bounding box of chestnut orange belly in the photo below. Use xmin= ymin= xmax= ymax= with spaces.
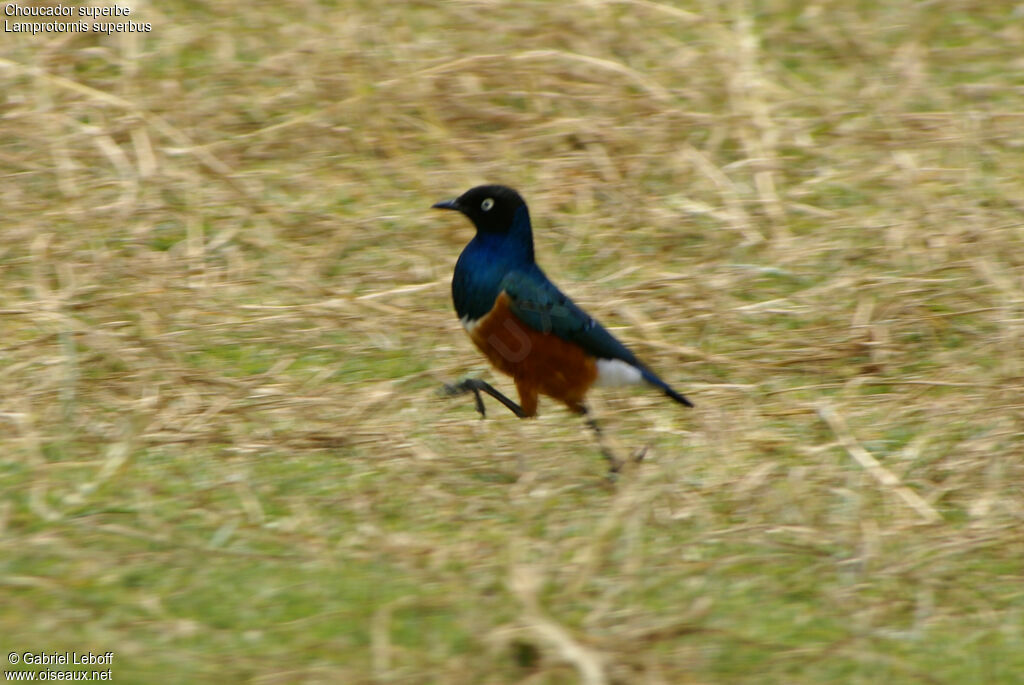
xmin=465 ymin=292 xmax=597 ymax=417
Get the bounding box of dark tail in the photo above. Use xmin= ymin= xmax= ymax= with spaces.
xmin=641 ymin=368 xmax=693 ymax=408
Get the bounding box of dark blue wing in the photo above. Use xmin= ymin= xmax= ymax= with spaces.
xmin=498 ymin=267 xmax=644 ymax=367
xmin=499 ymin=267 xmax=694 ymax=408
xmin=499 ymin=266 xmax=692 ymax=405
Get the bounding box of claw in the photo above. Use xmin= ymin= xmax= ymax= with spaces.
xmin=441 ymin=378 xmax=526 ymax=418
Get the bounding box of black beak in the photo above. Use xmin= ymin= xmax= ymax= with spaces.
xmin=432 ymin=198 xmax=460 ymax=211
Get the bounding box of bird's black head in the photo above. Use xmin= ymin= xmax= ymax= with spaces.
xmin=432 ymin=185 xmax=526 ymax=234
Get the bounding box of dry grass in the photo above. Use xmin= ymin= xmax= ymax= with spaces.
xmin=2 ymin=1 xmax=1023 ymax=683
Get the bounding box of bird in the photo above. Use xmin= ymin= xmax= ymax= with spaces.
xmin=433 ymin=184 xmax=692 ymax=469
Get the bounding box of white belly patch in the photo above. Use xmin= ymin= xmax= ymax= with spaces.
xmin=595 ymin=358 xmax=644 ymax=386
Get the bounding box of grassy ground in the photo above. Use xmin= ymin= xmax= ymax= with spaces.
xmin=2 ymin=1 xmax=1022 ymax=683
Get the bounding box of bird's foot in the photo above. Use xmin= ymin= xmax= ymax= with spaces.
xmin=603 ymin=446 xmax=649 ymax=482
xmin=441 ymin=379 xmax=488 ymax=417
xmin=441 ymin=378 xmax=528 ymax=418
xmin=583 ymin=413 xmax=648 ymax=477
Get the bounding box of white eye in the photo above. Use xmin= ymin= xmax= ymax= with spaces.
xmin=481 ymin=198 xmax=495 ymax=211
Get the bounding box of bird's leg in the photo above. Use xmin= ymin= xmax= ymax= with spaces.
xmin=442 ymin=378 xmax=529 ymax=419
xmin=580 ymin=406 xmax=648 ymax=475
xmin=579 ymin=407 xmax=624 ymax=474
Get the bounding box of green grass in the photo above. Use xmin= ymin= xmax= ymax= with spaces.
xmin=2 ymin=1 xmax=1023 ymax=683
